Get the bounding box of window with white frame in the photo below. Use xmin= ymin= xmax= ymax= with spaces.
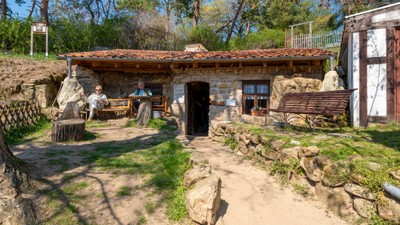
xmin=242 ymin=81 xmax=270 ymax=114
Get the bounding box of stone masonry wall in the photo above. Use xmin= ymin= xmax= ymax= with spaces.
xmin=171 ymin=66 xmax=324 ymax=133
xmin=209 ymin=121 xmax=400 ymax=224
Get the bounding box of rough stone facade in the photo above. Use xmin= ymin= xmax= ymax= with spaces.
xmin=71 ymin=64 xmax=326 ymax=133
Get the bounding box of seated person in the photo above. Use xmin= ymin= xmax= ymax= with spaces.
xmin=128 ymin=81 xmax=152 ymax=112
xmin=81 ymin=85 xmax=109 ymax=121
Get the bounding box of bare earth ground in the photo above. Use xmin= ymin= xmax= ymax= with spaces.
xmin=11 ymin=118 xmax=347 ymax=225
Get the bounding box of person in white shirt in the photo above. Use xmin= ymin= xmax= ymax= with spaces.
xmin=81 ymin=85 xmax=109 ymax=121
xmin=128 ymin=81 xmax=152 ymax=112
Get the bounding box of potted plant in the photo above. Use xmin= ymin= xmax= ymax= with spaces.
xmin=250 ymin=106 xmax=264 ymax=116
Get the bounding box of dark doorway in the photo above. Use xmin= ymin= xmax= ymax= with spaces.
xmin=187 ymin=82 xmax=209 ymax=135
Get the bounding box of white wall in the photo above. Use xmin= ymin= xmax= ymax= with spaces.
xmin=367 ymin=64 xmax=387 ymax=116
xmin=367 ymin=29 xmax=387 ymax=118
xmin=350 ymin=32 xmax=360 ymax=126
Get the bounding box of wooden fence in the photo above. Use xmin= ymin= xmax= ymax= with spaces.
xmin=0 ymin=101 xmax=41 ymax=132
xmin=285 ymin=30 xmax=342 ymax=49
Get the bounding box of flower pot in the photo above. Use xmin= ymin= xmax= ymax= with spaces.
xmin=251 ymin=110 xmax=264 ymax=117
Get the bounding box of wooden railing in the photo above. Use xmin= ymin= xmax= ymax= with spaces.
xmin=0 ymin=101 xmax=41 ymax=132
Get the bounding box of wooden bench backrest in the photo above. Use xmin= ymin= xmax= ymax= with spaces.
xmin=277 ymin=89 xmax=356 ymax=116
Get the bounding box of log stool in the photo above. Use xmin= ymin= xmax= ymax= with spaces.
xmin=52 ymin=119 xmax=85 ymax=142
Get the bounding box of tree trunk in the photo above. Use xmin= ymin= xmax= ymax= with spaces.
xmin=136 ymin=99 xmax=152 ymax=127
xmin=41 ymin=0 xmax=49 ymax=24
xmin=226 ymin=0 xmax=245 ymax=44
xmin=52 ymin=119 xmax=85 ymax=142
xmin=28 ymin=0 xmax=37 ymax=18
xmin=1 ymin=0 xmax=6 ymax=20
xmin=0 ymin=128 xmax=35 ymax=224
xmin=193 ymin=0 xmax=200 ymax=28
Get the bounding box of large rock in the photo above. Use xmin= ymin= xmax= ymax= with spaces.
xmin=300 ymin=156 xmax=330 ymax=182
xmin=321 ymin=163 xmax=348 ymax=187
xmin=57 ymin=76 xmax=85 ymax=111
xmin=315 ymin=183 xmax=358 ymax=220
xmin=298 ymin=146 xmax=320 ymax=157
xmin=377 ymin=194 xmax=400 ymax=223
xmin=320 ymin=71 xmax=345 ymax=91
xmin=279 ymin=146 xmax=301 ymax=165
xmin=344 ymin=183 xmax=375 ymax=200
xmin=186 ymin=174 xmax=221 ymax=225
xmin=184 ymin=165 xmax=212 ymax=187
xmin=353 ymin=198 xmax=376 ymax=218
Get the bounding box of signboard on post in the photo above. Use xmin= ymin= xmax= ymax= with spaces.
xmin=30 ymin=22 xmax=49 ymax=58
xmin=173 ymin=84 xmax=185 ymax=104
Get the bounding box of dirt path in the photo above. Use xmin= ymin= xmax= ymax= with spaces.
xmin=189 ymin=136 xmax=347 ymax=225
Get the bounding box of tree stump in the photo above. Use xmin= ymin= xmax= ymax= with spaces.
xmin=51 ymin=119 xmax=85 ymax=142
xmin=136 ymin=99 xmax=152 ymax=127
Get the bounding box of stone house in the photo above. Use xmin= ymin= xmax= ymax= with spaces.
xmin=57 ymin=48 xmax=336 ymax=135
xmin=339 ymin=2 xmax=400 ymax=127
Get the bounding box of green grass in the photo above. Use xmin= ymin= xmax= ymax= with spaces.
xmin=117 ymin=186 xmax=132 ymax=196
xmin=81 ymin=139 xmax=190 ymax=221
xmin=4 ymin=116 xmax=51 ymax=145
xmin=0 ymin=53 xmax=57 ymax=60
xmin=224 ymin=136 xmax=238 ymax=150
xmin=147 ymin=118 xmax=177 ymax=132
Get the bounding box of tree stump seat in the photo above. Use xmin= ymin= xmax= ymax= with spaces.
xmin=52 ymin=119 xmax=85 ymax=142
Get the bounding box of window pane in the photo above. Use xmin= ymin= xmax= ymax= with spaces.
xmin=244 ymin=96 xmax=255 ymax=113
xmin=257 ymin=85 xmax=268 ymax=94
xmin=244 ymin=84 xmax=255 ymax=94
xmin=257 ymin=97 xmax=268 ymax=108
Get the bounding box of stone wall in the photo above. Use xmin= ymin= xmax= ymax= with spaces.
xmin=171 ymin=66 xmax=324 ymax=133
xmin=209 ymin=121 xmax=400 ymax=224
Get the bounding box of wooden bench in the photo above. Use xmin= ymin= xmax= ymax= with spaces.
xmin=131 ymin=96 xmax=169 ymax=117
xmin=263 ymin=89 xmax=356 ymax=129
xmin=81 ymin=98 xmax=132 ymax=119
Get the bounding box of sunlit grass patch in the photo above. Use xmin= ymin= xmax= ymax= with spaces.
xmin=85 ymin=120 xmax=112 ymax=128
xmin=5 ymin=116 xmax=51 ymax=145
xmin=117 ymin=186 xmax=132 ymax=196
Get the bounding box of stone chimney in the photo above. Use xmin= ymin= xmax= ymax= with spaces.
xmin=184 ymin=43 xmax=208 ymax=52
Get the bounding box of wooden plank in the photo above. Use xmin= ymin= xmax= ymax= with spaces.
xmin=395 ymin=28 xmax=400 ymax=121
xmin=387 ymin=28 xmax=395 ymax=121
xmin=359 ymin=31 xmax=368 ymax=127
xmin=367 ymin=57 xmax=386 ymax=64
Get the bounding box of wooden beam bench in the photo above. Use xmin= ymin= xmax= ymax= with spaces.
xmin=263 ymin=89 xmax=356 ymax=129
xmin=130 ymin=96 xmax=169 ymax=117
xmin=80 ymin=98 xmax=132 ymax=120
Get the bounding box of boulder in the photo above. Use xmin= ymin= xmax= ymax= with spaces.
xmin=390 ymin=169 xmax=400 ymax=181
xmin=271 ymin=139 xmax=286 ymax=152
xmin=315 ymin=183 xmax=358 ymax=220
xmin=344 ymin=183 xmax=375 ymax=200
xmin=377 ymin=194 xmax=400 ymax=223
xmin=320 ymin=70 xmax=345 ymax=91
xmin=300 ymin=156 xmax=330 ymax=182
xmin=186 ymin=174 xmax=221 ymax=225
xmin=184 ymin=165 xmax=212 ymax=187
xmin=298 ymin=146 xmax=320 ymax=157
xmin=237 ymin=141 xmax=249 ymax=155
xmin=321 ymin=163 xmax=348 ymax=187
xmin=279 ymin=146 xmax=301 ymax=165
xmin=353 ymin=198 xmax=376 ymax=218
xmin=57 ymin=76 xmax=85 ymax=111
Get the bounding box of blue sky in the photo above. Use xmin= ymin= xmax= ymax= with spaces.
xmin=9 ymin=1 xmax=30 ymax=18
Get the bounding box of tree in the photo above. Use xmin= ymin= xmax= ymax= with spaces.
xmin=41 ymin=0 xmax=49 ymax=24
xmin=0 ymin=127 xmax=35 ymax=224
xmin=1 ymin=0 xmax=6 ymax=21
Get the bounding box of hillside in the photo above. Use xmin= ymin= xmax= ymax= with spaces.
xmin=0 ymin=58 xmax=66 ymax=104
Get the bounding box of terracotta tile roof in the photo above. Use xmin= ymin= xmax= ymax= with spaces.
xmin=57 ymin=48 xmax=336 ymax=61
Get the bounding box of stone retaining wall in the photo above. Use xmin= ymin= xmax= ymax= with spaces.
xmin=209 ymin=121 xmax=400 ymax=223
